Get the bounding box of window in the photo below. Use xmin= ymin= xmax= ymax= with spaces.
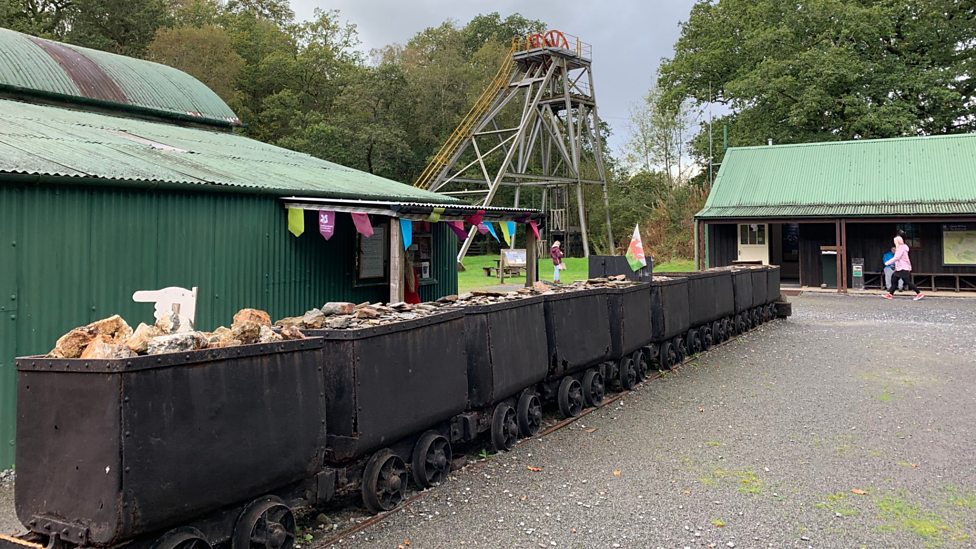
xmin=739 ymin=224 xmax=766 ymax=245
xmin=896 ymin=223 xmax=921 ymax=248
xmin=408 ymin=222 xmax=434 ymax=281
xmin=356 ymin=221 xmax=388 ymax=282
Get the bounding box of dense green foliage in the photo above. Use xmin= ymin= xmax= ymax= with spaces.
xmin=659 ymin=0 xmax=976 ymax=165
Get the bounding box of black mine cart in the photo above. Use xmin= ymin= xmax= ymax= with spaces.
xmin=721 ymin=267 xmax=754 ymax=333
xmin=665 ymin=270 xmax=735 ymax=350
xmin=458 ymin=295 xmax=549 ymax=450
xmin=648 ymin=276 xmax=691 ymax=369
xmin=543 ymin=288 xmax=612 ymax=379
xmin=605 ymin=283 xmax=653 ymax=390
xmin=306 ymin=310 xmax=468 ymax=512
xmin=14 ymin=339 xmax=327 ymax=549
xmin=542 ymin=287 xmax=613 ymax=418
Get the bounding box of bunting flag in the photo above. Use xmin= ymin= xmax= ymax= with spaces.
xmin=400 ymin=218 xmax=413 ymax=250
xmin=476 ymin=222 xmax=489 ymax=235
xmin=626 ymin=224 xmax=647 ymax=272
xmin=318 ymin=210 xmax=335 ymax=240
xmin=499 ymin=221 xmax=512 ymax=246
xmin=507 ymin=221 xmax=516 ymax=242
xmin=351 ymin=213 xmax=374 ymax=237
xmin=427 ymin=207 xmax=445 ymax=223
xmin=484 ymin=222 xmax=499 ymax=242
xmin=465 ymin=210 xmax=485 ymax=226
xmin=448 ymin=220 xmax=468 ymax=240
xmin=528 ymin=220 xmax=540 ymax=239
xmin=287 ymin=208 xmax=304 ymax=237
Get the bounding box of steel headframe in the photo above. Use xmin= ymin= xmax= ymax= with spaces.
xmin=418 ymin=32 xmax=614 ymax=263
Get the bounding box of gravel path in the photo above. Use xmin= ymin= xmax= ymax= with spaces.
xmin=323 ymin=294 xmax=976 ymax=548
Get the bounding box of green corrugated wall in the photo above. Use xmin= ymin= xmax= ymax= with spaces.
xmin=0 ymin=183 xmax=458 ymax=468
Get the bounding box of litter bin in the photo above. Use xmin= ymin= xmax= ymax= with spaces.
xmin=820 ymin=250 xmax=838 ymax=288
xmin=851 ymin=258 xmax=864 ymax=290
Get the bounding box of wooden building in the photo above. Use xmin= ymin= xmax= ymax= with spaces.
xmin=696 ymin=134 xmax=976 ymax=292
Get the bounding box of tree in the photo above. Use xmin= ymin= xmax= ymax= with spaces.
xmin=625 ymin=85 xmax=696 ymax=185
xmin=64 ymin=0 xmax=171 ymax=56
xmin=147 ymin=25 xmax=244 ymax=101
xmin=0 ymin=0 xmax=74 ymax=38
xmin=659 ymin=0 xmax=976 ymax=161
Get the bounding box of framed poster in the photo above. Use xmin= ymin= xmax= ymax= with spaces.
xmin=357 ymin=224 xmax=388 ymax=280
xmin=942 ymin=224 xmax=976 ymax=266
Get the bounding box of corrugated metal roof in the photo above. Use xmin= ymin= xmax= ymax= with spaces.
xmin=0 ymin=27 xmax=240 ymax=127
xmin=697 ymin=133 xmax=976 ymax=219
xmin=0 ymin=98 xmax=459 ymax=203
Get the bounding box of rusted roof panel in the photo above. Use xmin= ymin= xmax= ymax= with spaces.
xmin=0 ymin=27 xmax=240 ymax=127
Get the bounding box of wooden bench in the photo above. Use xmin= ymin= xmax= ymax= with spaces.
xmin=863 ymin=271 xmax=976 ymax=292
xmin=482 ymin=264 xmax=526 ymax=277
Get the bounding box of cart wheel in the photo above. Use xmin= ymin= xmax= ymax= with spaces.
xmin=753 ymin=307 xmax=762 ymax=326
xmin=411 ymin=431 xmax=452 ymax=489
xmin=152 ymin=528 xmax=212 ymax=549
xmin=723 ymin=317 xmax=732 ymax=339
xmin=734 ymin=314 xmax=745 ymax=334
xmin=657 ymin=340 xmax=675 ymax=370
xmin=557 ymin=377 xmax=584 ymax=418
xmin=633 ymin=348 xmax=649 ymax=381
xmin=617 ymin=357 xmax=637 ymax=390
xmin=686 ymin=329 xmax=702 ymax=356
xmin=673 ymin=336 xmax=687 ymax=363
xmin=711 ymin=321 xmax=723 ymax=343
xmin=581 ymin=369 xmax=605 ymax=407
xmin=490 ymin=402 xmax=519 ymax=452
xmin=231 ymin=496 xmax=295 ymax=549
xmin=516 ymin=391 xmax=542 ymax=436
xmin=701 ymin=325 xmax=713 ymax=351
xmin=362 ymin=449 xmax=407 ymax=513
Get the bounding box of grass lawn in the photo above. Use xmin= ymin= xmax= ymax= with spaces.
xmin=457 ymin=255 xmax=696 ymax=293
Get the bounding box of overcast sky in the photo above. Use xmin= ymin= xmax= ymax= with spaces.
xmin=291 ymin=0 xmax=700 ymax=155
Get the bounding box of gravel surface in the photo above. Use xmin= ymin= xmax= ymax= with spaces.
xmin=322 ymin=294 xmax=976 ymax=548
xmin=0 ymin=471 xmax=16 ymax=535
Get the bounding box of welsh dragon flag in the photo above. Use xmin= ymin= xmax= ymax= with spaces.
xmin=626 ymin=224 xmax=647 ymax=271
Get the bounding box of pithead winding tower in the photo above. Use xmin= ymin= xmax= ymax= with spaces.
xmin=413 ymin=30 xmax=613 ymax=262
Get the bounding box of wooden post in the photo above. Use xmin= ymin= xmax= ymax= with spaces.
xmin=525 ymin=223 xmax=538 ymax=287
xmin=389 ymin=218 xmax=404 ymax=304
xmin=834 ymin=220 xmax=842 ymax=293
xmin=840 ymin=218 xmax=848 ymax=293
xmin=697 ymin=221 xmax=707 ymax=270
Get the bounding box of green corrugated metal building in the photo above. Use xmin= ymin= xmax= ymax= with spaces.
xmin=0 ymin=28 xmax=540 ymax=468
xmin=696 ymin=134 xmax=976 ymax=292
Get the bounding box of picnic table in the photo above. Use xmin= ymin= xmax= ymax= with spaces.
xmin=483 ymin=249 xmax=527 ymax=280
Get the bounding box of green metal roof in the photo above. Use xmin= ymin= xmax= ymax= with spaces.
xmin=0 ymin=98 xmax=458 ymax=203
xmin=0 ymin=27 xmax=240 ymax=127
xmin=697 ymin=133 xmax=976 ymax=219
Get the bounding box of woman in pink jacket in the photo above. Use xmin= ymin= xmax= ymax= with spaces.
xmin=883 ymin=235 xmax=925 ymax=300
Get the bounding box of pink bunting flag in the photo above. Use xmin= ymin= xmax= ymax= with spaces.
xmin=448 ymin=220 xmax=468 ymax=240
xmin=465 ymin=210 xmax=485 ymax=227
xmin=476 ymin=222 xmax=489 ymax=235
xmin=351 ymin=213 xmax=374 ymax=237
xmin=528 ymin=220 xmax=540 ymax=239
xmin=318 ymin=210 xmax=335 ymax=240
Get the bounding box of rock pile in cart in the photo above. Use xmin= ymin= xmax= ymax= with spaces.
xmin=47 ymin=308 xmax=305 ymax=359
xmin=272 ymin=276 xmax=642 ymax=330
